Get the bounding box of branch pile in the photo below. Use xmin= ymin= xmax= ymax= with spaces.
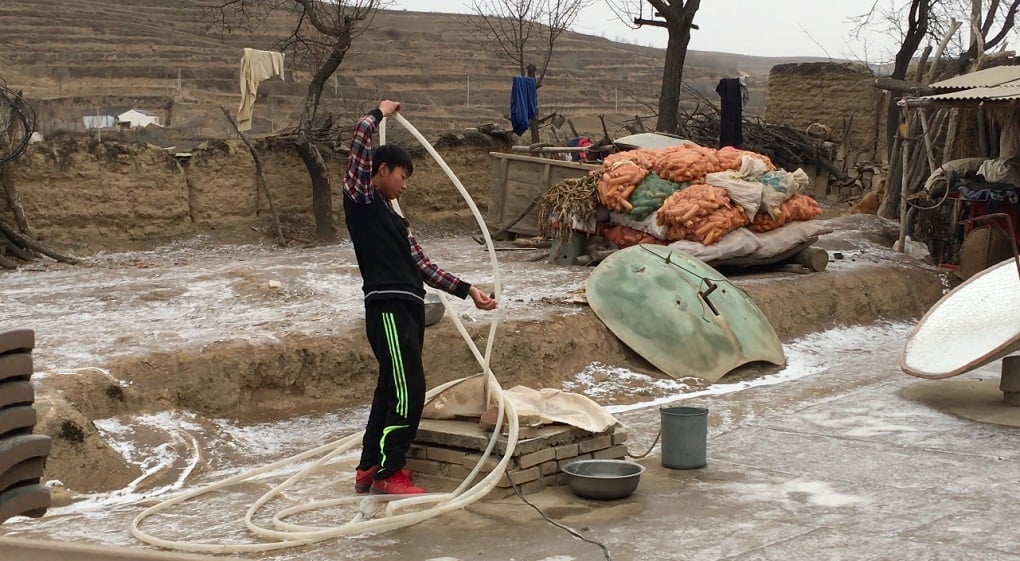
xmin=670 ymin=84 xmax=844 ymax=180
xmin=676 ymin=111 xmax=842 ymax=179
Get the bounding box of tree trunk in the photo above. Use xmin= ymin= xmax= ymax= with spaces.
xmin=527 ymin=64 xmax=540 ymax=143
xmin=879 ymin=135 xmax=903 ymax=218
xmin=302 ymin=45 xmax=347 ymax=242
xmin=298 ymin=140 xmax=336 ymax=242
xmin=0 ymin=162 xmax=32 ymax=236
xmin=883 ymin=0 xmax=930 ymax=158
xmin=655 ymin=26 xmax=690 ymax=134
xmin=0 ymin=132 xmax=32 ymax=236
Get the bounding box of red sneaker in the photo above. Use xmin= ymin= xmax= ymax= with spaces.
xmin=355 ymin=465 xmax=379 ymax=494
xmin=371 ymin=469 xmax=425 ymax=495
xmin=355 ymin=466 xmax=414 ymax=494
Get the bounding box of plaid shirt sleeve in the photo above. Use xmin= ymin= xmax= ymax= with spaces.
xmin=408 ymin=233 xmax=467 ymax=295
xmin=343 ymin=110 xmax=381 ymax=204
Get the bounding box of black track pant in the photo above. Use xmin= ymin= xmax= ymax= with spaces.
xmin=358 ymin=298 xmax=426 ymax=479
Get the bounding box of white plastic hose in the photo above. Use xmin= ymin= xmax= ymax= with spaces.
xmin=130 ymin=113 xmax=515 ymax=553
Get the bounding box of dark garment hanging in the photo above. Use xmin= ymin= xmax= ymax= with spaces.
xmin=716 ymin=77 xmax=744 ymax=148
xmin=510 ymin=76 xmax=538 ymax=136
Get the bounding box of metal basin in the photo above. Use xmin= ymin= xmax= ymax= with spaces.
xmin=561 ymin=459 xmax=645 ymax=500
xmin=424 ymin=292 xmax=445 ymax=326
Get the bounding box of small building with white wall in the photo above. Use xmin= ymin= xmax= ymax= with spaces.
xmin=117 ymin=109 xmax=160 ymax=129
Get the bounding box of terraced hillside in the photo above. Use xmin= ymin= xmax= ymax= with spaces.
xmin=0 ymin=1 xmax=824 ymax=146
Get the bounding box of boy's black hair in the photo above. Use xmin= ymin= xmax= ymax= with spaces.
xmin=371 ymin=144 xmax=414 ymax=177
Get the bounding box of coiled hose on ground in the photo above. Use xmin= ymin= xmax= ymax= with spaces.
xmin=130 ymin=113 xmax=514 ymax=554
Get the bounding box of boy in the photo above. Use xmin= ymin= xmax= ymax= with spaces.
xmin=344 ymin=99 xmax=497 ymax=495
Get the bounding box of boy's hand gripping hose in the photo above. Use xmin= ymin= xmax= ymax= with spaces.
xmin=130 ymin=113 xmax=515 ymax=554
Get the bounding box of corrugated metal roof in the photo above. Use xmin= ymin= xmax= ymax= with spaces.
xmin=918 ymin=85 xmax=1020 ymax=102
xmin=929 ymin=66 xmax=1020 ymax=89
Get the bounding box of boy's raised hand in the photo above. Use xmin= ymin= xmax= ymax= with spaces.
xmin=379 ymin=100 xmax=401 ymax=117
xmin=468 ymin=286 xmax=498 ymax=311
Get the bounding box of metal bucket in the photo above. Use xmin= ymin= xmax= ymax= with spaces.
xmin=659 ymin=406 xmax=708 ymax=469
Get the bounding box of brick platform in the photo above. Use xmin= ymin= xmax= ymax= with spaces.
xmin=409 ymin=419 xmax=628 ymax=497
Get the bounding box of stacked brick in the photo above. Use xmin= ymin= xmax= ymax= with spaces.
xmin=409 ymin=419 xmax=628 ymax=497
xmin=0 ymin=329 xmax=51 ymax=524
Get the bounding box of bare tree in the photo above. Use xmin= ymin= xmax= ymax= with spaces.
xmin=857 ymin=1 xmax=1020 ymax=153
xmin=934 ymin=0 xmax=1020 ymax=76
xmin=851 ymin=0 xmax=936 ymax=156
xmin=465 ymin=0 xmax=590 ymax=143
xmin=212 ymin=0 xmax=385 ymax=242
xmin=861 ymin=1 xmax=1020 ymax=217
xmin=0 ymin=84 xmax=77 ymax=267
xmin=607 ymin=0 xmax=701 ymax=134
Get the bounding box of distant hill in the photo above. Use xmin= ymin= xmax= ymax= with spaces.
xmin=0 ymin=1 xmax=831 ymax=147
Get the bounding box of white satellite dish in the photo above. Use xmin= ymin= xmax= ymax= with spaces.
xmin=902 ymin=258 xmax=1020 ymax=379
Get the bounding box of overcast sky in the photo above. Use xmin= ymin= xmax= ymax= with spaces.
xmin=387 ymin=0 xmax=906 ymax=61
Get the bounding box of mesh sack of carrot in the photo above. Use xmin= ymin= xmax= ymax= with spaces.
xmin=749 ymin=194 xmax=823 ymax=233
xmin=656 ymin=184 xmax=749 ymax=245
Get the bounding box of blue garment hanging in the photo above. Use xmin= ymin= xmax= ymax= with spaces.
xmin=510 ymin=76 xmax=538 ymax=135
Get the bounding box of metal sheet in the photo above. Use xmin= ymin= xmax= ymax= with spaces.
xmin=929 ymin=66 xmax=1020 ymax=89
xmin=901 ymin=258 xmax=1020 ymax=379
xmin=586 ymin=245 xmax=785 ymax=382
xmin=918 ymin=86 xmax=1020 ymax=102
xmin=613 ymin=132 xmax=691 ymax=150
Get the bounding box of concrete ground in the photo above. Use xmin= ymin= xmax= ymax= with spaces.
xmin=5 ymin=330 xmax=1018 ymax=561
xmin=372 ymin=343 xmax=1020 ymax=561
xmin=2 ymin=217 xmax=1018 ymax=560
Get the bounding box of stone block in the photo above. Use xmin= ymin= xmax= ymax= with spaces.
xmin=425 ymin=446 xmax=469 ymax=465
xmin=612 ymin=432 xmax=628 ymax=445
xmin=404 ymin=458 xmax=442 ymax=476
xmin=578 ymin=434 xmax=612 ymax=453
xmin=515 ymin=476 xmax=551 ymax=495
xmin=416 ymin=419 xmax=588 ymax=456
xmin=495 ymin=467 xmax=541 ymax=488
xmin=554 ymin=442 xmax=579 ymax=459
xmin=592 ymin=444 xmax=628 ymax=459
xmin=518 ymin=447 xmax=556 ymax=469
xmin=441 ymin=463 xmax=474 ymax=481
xmin=539 ymin=460 xmax=558 ymax=476
xmin=460 ymin=452 xmax=501 ymax=472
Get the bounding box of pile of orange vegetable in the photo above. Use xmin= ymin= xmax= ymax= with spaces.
xmin=749 ymin=194 xmax=823 ymax=232
xmin=657 ymin=184 xmax=750 ymax=245
xmin=588 ymin=142 xmax=822 ymax=247
xmin=597 ymin=160 xmax=648 ymax=212
xmin=716 ymin=146 xmax=776 ymax=172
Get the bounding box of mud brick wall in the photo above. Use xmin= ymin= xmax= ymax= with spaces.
xmin=0 ymin=330 xmax=52 ymax=524
xmin=410 ymin=419 xmax=628 ymax=497
xmin=765 ymin=62 xmax=887 ymax=162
